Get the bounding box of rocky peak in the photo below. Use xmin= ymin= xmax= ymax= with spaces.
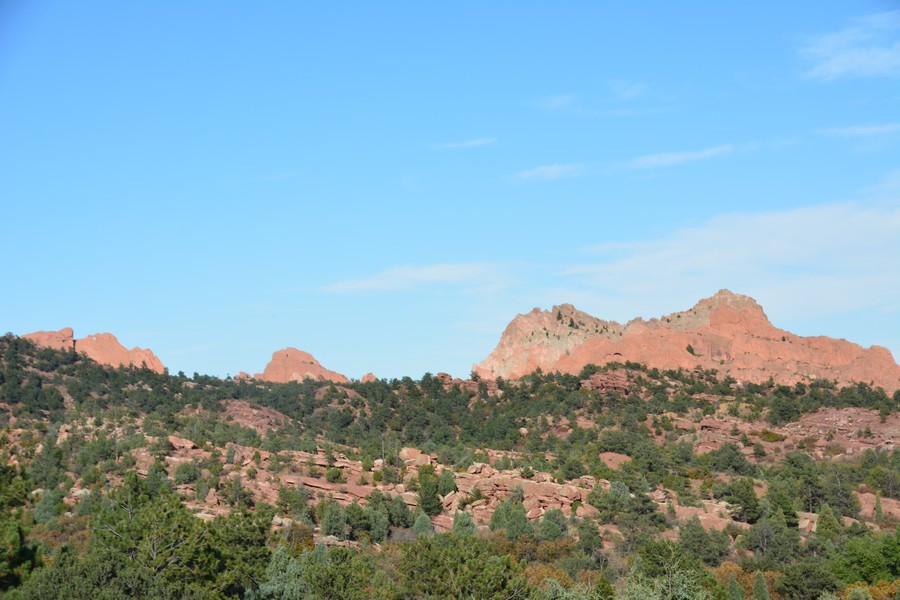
xmin=23 ymin=328 xmax=165 ymax=373
xmin=474 ymin=291 xmax=900 ymax=392
xmin=256 ymin=348 xmax=349 ymax=384
xmin=75 ymin=333 xmax=165 ymax=373
xmin=22 ymin=327 xmax=75 ymax=351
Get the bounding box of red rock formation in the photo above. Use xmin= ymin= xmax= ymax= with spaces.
xmin=22 ymin=327 xmax=75 ymax=351
xmin=23 ymin=328 xmax=165 ymax=373
xmin=475 ymin=290 xmax=900 ymax=392
xmin=77 ymin=333 xmax=165 ymax=373
xmin=361 ymin=372 xmax=378 ymax=383
xmin=256 ymin=348 xmax=349 ymax=384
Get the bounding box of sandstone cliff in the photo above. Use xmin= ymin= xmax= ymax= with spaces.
xmin=474 ymin=290 xmax=900 ymax=392
xmin=23 ymin=328 xmax=165 ymax=373
xmin=255 ymin=347 xmax=349 ymax=384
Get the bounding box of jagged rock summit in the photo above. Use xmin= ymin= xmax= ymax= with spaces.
xmin=255 ymin=347 xmax=349 ymax=384
xmin=23 ymin=328 xmax=165 ymax=374
xmin=474 ymin=290 xmax=900 ymax=392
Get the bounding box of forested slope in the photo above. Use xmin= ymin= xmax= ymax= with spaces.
xmin=1 ymin=334 xmax=899 ymax=599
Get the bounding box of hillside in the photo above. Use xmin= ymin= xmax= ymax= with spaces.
xmin=1 ymin=334 xmax=899 ymax=598
xmin=475 ymin=290 xmax=900 ymax=393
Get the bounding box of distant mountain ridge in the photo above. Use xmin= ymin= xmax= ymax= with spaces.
xmin=21 ymin=328 xmax=350 ymax=384
xmin=474 ymin=290 xmax=900 ymax=392
xmin=20 ymin=291 xmax=900 ymax=391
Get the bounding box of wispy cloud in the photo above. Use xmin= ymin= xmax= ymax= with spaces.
xmin=322 ymin=262 xmax=512 ymax=293
xmin=432 ymin=137 xmax=497 ymax=150
xmin=569 ymin=201 xmax=900 ymax=325
xmin=817 ymin=123 xmax=900 ymax=137
xmin=623 ymin=144 xmax=732 ymax=169
xmin=536 ymin=94 xmax=578 ymax=111
xmin=609 ymin=80 xmax=647 ymax=99
xmin=514 ymin=163 xmax=583 ymax=182
xmin=803 ymin=11 xmax=900 ymax=80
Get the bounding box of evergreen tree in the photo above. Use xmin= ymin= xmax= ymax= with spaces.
xmin=437 ymin=469 xmax=457 ymax=496
xmin=388 ymin=494 xmax=413 ymax=528
xmin=417 ymin=465 xmax=443 ymax=516
xmin=538 ymin=508 xmax=568 ymax=541
xmin=452 ymin=511 xmax=477 ymax=536
xmin=489 ymin=500 xmax=512 ymax=531
xmin=320 ymin=502 xmax=347 ymax=539
xmin=576 ymin=518 xmax=602 ymax=555
xmin=412 ymin=512 xmax=434 ymax=537
xmin=503 ymin=502 xmax=534 ymax=543
xmin=814 ymin=503 xmax=843 ymax=543
xmin=775 ymin=559 xmax=838 ymax=600
xmin=751 ymin=570 xmax=770 ymax=600
xmin=369 ymin=505 xmax=390 ymax=542
xmin=679 ymin=516 xmax=730 ymax=566
xmin=245 ymin=546 xmax=306 ymax=600
xmin=728 ymin=573 xmax=745 ymax=600
xmin=874 ymin=493 xmax=884 ymax=524
xmin=741 ymin=509 xmax=798 ymax=569
xmin=727 ymin=477 xmax=761 ymax=523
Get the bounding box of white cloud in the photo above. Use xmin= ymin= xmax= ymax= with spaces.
xmin=803 ymin=11 xmax=900 ymax=80
xmin=623 ymin=144 xmax=732 ymax=169
xmin=514 ymin=163 xmax=583 ymax=182
xmin=569 ymin=202 xmax=900 ymax=324
xmin=432 ymin=137 xmax=497 ymax=149
xmin=817 ymin=123 xmax=900 ymax=137
xmin=323 ymin=262 xmax=511 ymax=293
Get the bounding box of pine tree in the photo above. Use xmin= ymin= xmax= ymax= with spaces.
xmin=417 ymin=466 xmax=443 ymax=517
xmin=815 ymin=503 xmax=843 ymax=543
xmin=412 ymin=512 xmax=434 ymax=537
xmin=728 ymin=573 xmax=745 ymax=600
xmin=320 ymin=502 xmax=347 ymax=539
xmin=452 ymin=511 xmax=476 ymax=536
xmin=751 ymin=571 xmax=770 ymax=600
xmin=437 ymin=470 xmax=456 ymax=496
xmin=874 ymin=493 xmax=884 ymax=524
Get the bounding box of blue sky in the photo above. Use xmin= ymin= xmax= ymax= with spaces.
xmin=2 ymin=2 xmax=899 ymax=380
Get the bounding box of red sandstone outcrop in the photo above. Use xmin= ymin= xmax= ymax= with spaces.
xmin=256 ymin=347 xmax=349 ymax=384
xmin=23 ymin=327 xmax=75 ymax=351
xmin=23 ymin=328 xmax=165 ymax=373
xmin=77 ymin=333 xmax=165 ymax=373
xmin=435 ymin=372 xmax=500 ymax=397
xmin=361 ymin=372 xmax=378 ymax=383
xmin=474 ymin=290 xmax=900 ymax=392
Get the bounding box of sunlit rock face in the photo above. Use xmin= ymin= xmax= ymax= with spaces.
xmin=474 ymin=290 xmax=900 ymax=392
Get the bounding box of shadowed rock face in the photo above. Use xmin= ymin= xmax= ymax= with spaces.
xmin=474 ymin=290 xmax=900 ymax=392
xmin=23 ymin=328 xmax=166 ymax=373
xmin=255 ymin=347 xmax=349 ymax=384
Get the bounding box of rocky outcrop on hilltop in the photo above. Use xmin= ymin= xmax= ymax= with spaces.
xmin=77 ymin=333 xmax=165 ymax=373
xmin=474 ymin=290 xmax=900 ymax=392
xmin=23 ymin=328 xmax=165 ymax=373
xmin=22 ymin=327 xmax=76 ymax=351
xmin=256 ymin=347 xmax=349 ymax=384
